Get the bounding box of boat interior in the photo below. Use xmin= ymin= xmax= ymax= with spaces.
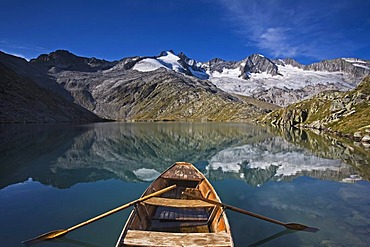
xmin=129 ymin=180 xmax=227 ymax=233
xmin=120 ymin=163 xmax=232 ymax=246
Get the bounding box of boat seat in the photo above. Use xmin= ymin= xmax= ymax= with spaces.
xmin=123 ymin=230 xmax=232 ymax=247
xmin=144 ymin=197 xmax=214 ymax=208
xmin=153 ymin=206 xmax=210 ymax=221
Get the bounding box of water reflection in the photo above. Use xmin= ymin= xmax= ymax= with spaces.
xmin=0 ymin=122 xmax=364 ymax=189
xmin=248 ymin=229 xmax=294 ymax=247
xmin=265 ymin=125 xmax=370 ymax=180
xmin=1 ymin=122 xmax=369 ymax=247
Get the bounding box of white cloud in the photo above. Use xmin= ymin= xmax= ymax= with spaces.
xmin=217 ymin=0 xmax=363 ymax=60
xmin=258 ymin=27 xmax=298 ymax=57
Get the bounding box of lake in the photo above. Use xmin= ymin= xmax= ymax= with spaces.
xmin=0 ymin=122 xmax=369 ymax=246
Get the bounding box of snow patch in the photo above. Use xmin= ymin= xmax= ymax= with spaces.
xmin=133 ymin=51 xmax=184 ymax=73
xmin=353 ymin=64 xmax=370 ymax=70
xmin=133 ymin=58 xmax=167 ymax=72
xmin=211 ymin=67 xmax=241 ymax=78
xmin=157 ymin=51 xmax=183 ymax=72
xmin=133 ymin=51 xmax=207 ymax=79
xmin=209 ymin=63 xmax=355 ymax=99
xmin=343 ymin=58 xmax=366 ymax=64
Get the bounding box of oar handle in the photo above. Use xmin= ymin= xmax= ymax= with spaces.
xmin=67 ymin=184 xmax=177 ymax=232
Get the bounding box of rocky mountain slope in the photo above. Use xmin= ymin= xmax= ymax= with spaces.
xmin=257 ymin=76 xmax=370 ymax=146
xmin=25 ymin=50 xmax=277 ymax=122
xmin=0 ymin=51 xmax=72 ymax=100
xmin=128 ymin=50 xmax=369 ymax=106
xmin=55 ymin=67 xmax=276 ymax=121
xmin=0 ymin=50 xmax=273 ymax=122
xmin=0 ymin=63 xmax=102 ymax=123
xmin=1 ymin=49 xmax=368 ymax=123
xmin=206 ymin=56 xmax=369 ymax=106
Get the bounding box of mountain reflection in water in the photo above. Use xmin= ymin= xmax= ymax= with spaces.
xmin=1 ymin=122 xmax=370 ymax=247
xmin=0 ymin=122 xmax=365 ymax=189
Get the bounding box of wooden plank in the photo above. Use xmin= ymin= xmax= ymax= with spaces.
xmin=144 ymin=197 xmax=214 ymax=208
xmin=123 ymin=230 xmax=232 ymax=247
xmin=149 ymin=219 xmax=209 ymax=231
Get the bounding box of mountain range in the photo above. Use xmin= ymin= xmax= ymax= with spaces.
xmin=130 ymin=51 xmax=369 ymax=106
xmin=0 ymin=49 xmax=369 ymax=123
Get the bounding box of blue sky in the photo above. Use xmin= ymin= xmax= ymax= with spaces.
xmin=1 ymin=0 xmax=369 ymax=64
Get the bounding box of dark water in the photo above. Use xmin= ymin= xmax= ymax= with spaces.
xmin=0 ymin=122 xmax=369 ymax=246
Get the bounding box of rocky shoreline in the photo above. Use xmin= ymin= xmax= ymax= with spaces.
xmin=257 ymin=76 xmax=370 ymax=149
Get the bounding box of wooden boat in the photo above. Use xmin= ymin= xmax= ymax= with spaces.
xmin=116 ymin=162 xmax=233 ymax=247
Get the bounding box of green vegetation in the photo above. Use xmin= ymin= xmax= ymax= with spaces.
xmin=257 ymin=76 xmax=370 ymax=141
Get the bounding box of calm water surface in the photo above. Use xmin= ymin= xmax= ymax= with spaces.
xmin=0 ymin=122 xmax=369 ymax=246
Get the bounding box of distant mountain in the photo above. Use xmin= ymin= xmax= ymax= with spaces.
xmin=113 ymin=50 xmax=369 ymax=107
xmin=0 ymin=63 xmax=102 ymax=123
xmin=0 ymin=51 xmax=72 ymax=100
xmin=30 ymin=49 xmax=118 ymax=73
xmin=257 ymin=76 xmax=370 ymax=147
xmin=128 ymin=50 xmax=209 ymax=79
xmin=1 ymin=49 xmax=369 ymax=123
xmin=53 ymin=67 xmax=275 ymax=121
xmin=206 ymin=56 xmax=369 ymax=106
xmin=25 ymin=50 xmax=277 ymax=122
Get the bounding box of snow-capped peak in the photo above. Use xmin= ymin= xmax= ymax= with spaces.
xmin=156 ymin=51 xmax=183 ymax=72
xmin=129 ymin=50 xmax=369 ymax=107
xmin=132 ymin=50 xmax=182 ymax=73
xmin=133 ymin=50 xmax=208 ymax=79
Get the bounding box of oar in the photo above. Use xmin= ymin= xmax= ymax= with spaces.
xmin=183 ymin=192 xmax=319 ymax=232
xmin=23 ymin=184 xmax=177 ymax=244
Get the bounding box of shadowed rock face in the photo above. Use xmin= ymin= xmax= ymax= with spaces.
xmin=305 ymin=58 xmax=370 ymax=77
xmin=241 ymin=54 xmax=279 ymax=78
xmin=204 ymin=53 xmax=279 ymax=79
xmin=30 ymin=49 xmax=118 ymax=72
xmin=0 ymin=63 xmax=102 ymax=123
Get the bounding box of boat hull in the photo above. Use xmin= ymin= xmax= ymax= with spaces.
xmin=116 ymin=162 xmax=233 ymax=247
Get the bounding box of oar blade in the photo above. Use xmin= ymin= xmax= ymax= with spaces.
xmin=285 ymin=223 xmax=319 ymax=232
xmin=22 ymin=229 xmax=67 ymax=245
